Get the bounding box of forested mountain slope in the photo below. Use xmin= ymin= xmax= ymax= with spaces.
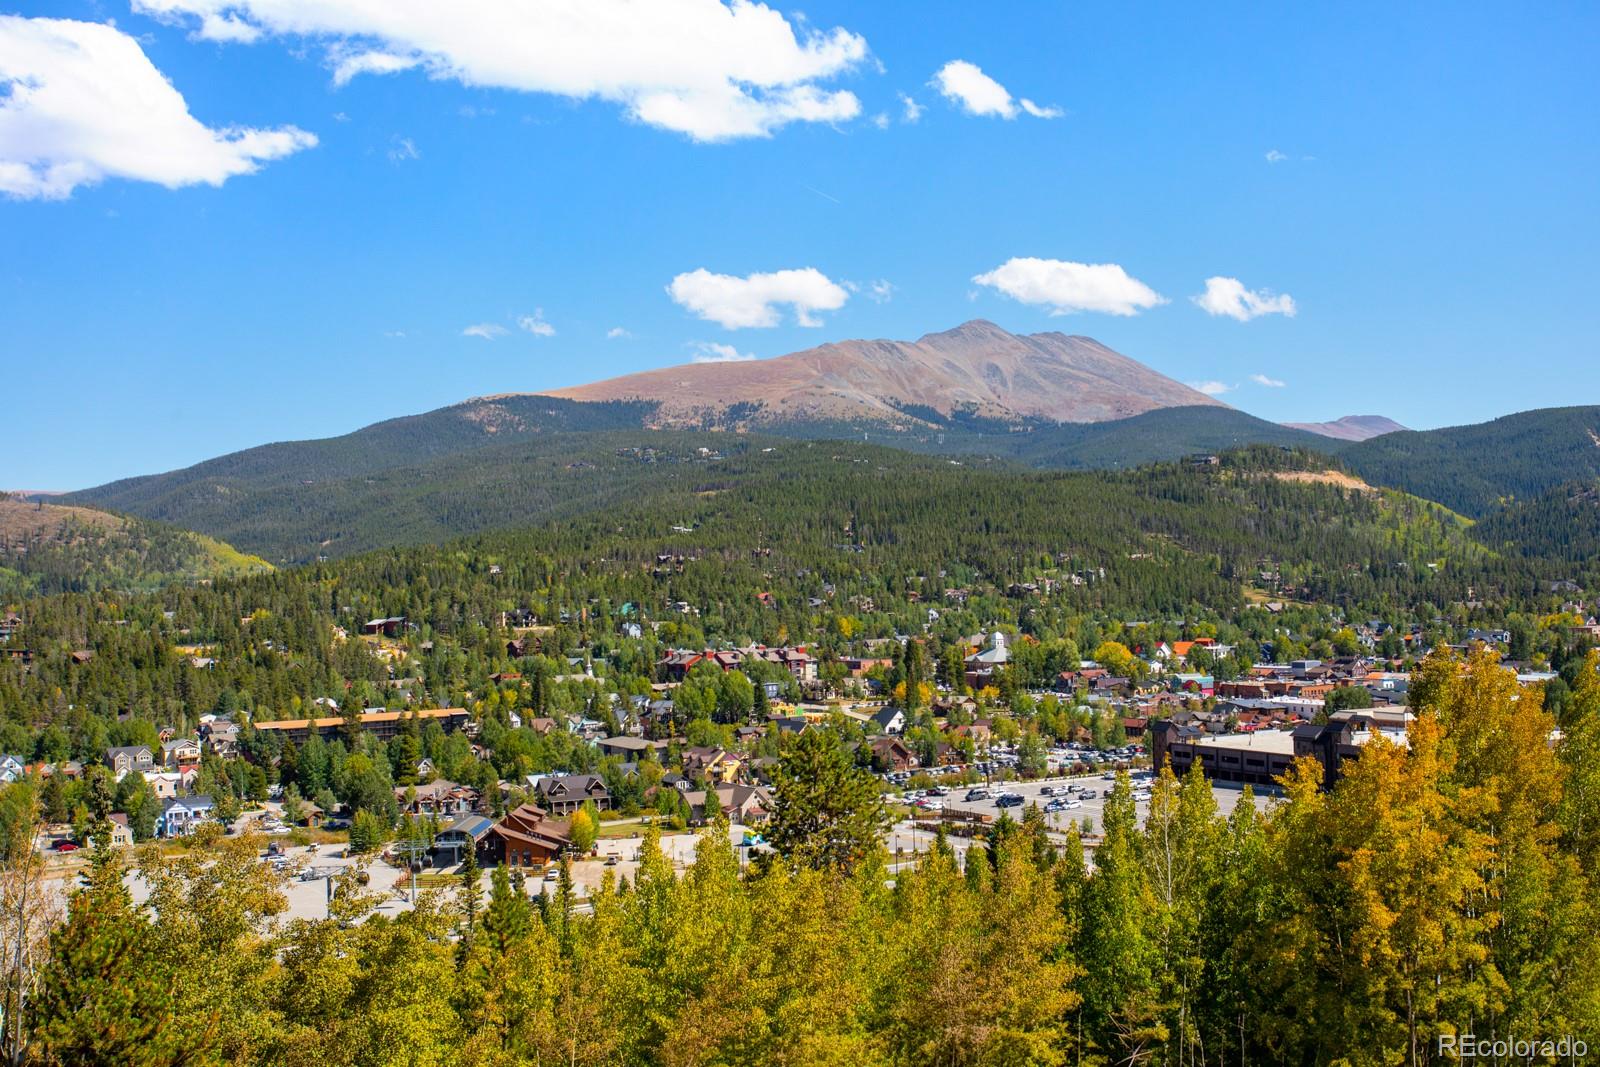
xmin=1471 ymin=480 xmax=1600 ymax=564
xmin=1340 ymin=405 xmax=1600 ymax=516
xmin=67 ymin=397 xmax=657 ymax=516
xmin=0 ymin=496 xmax=268 ymax=597
xmin=64 ymin=408 xmax=1345 ymax=563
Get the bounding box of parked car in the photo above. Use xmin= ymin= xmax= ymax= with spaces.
xmin=965 ymin=788 xmax=991 ymax=802
xmin=52 ymin=840 xmax=79 ymax=853
xmin=996 ymin=793 xmax=1025 ymax=809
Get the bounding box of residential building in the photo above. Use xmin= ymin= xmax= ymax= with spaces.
xmin=398 ymin=779 xmax=480 ymax=817
xmin=871 ymin=706 xmax=906 ymax=735
xmin=682 ymin=784 xmax=774 ymax=825
xmin=160 ymin=737 xmax=202 ymax=770
xmin=107 ymin=813 xmax=136 ymax=848
xmin=596 ymin=735 xmax=664 ymax=759
xmin=533 ymin=774 xmax=611 ymax=815
xmin=159 ymin=795 xmax=215 ymax=837
xmin=868 ymin=736 xmax=917 ymax=773
xmin=106 ymin=745 xmax=154 ymax=780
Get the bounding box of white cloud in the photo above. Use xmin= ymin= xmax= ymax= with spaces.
xmin=972 ymin=257 xmax=1167 ymax=316
xmin=871 ymin=112 xmax=890 ymax=130
xmin=689 ymin=341 xmax=756 ymax=363
xmin=462 ymin=323 xmax=508 ymax=340
xmin=1187 ymin=380 xmax=1235 ymax=396
xmin=1250 ymin=373 xmax=1287 ymax=388
xmin=1265 ymin=148 xmax=1287 ymax=163
xmin=1194 ymin=276 xmax=1297 ymax=321
xmin=517 ymin=310 xmax=555 ymax=337
xmin=332 ymin=50 xmax=421 ymax=87
xmin=867 ymin=279 xmax=894 ymax=303
xmin=668 ymin=267 xmax=849 ymax=329
xmin=933 ymin=60 xmax=1013 ymax=117
xmin=931 ymin=60 xmax=1058 ymax=120
xmin=0 ymin=15 xmax=315 ymax=200
xmin=195 ymin=12 xmax=262 ymax=42
xmin=387 ymin=136 xmax=420 ymax=162
xmin=606 ymin=327 xmax=633 ymax=339
xmin=898 ymin=92 xmax=924 ymax=123
xmin=132 ymin=0 xmax=870 ymax=142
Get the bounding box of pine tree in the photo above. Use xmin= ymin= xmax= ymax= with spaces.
xmin=456 ymin=847 xmax=482 ymax=966
xmin=30 ymin=843 xmax=191 ymax=1066
xmin=766 ymin=728 xmax=888 ymax=874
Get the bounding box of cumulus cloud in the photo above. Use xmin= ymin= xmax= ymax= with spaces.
xmin=867 ymin=279 xmax=894 ymax=303
xmin=972 ymin=257 xmax=1166 ymax=316
xmin=0 ymin=15 xmax=315 ymax=200
xmin=1187 ymin=380 xmax=1235 ymax=396
xmin=1250 ymin=373 xmax=1287 ymax=388
xmin=1265 ymin=148 xmax=1287 ymax=163
xmin=931 ymin=60 xmax=1059 ymax=120
xmin=689 ymin=341 xmax=756 ymax=363
xmin=1194 ymin=276 xmax=1297 ymax=321
xmin=462 ymin=323 xmax=508 ymax=340
xmin=898 ymin=92 xmax=924 ymax=123
xmin=517 ymin=310 xmax=555 ymax=337
xmin=606 ymin=326 xmax=633 ymax=339
xmin=132 ymin=0 xmax=870 ymax=142
xmin=668 ymin=267 xmax=849 ymax=329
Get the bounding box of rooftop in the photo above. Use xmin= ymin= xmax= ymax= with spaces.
xmin=1188 ymin=730 xmax=1299 ymax=756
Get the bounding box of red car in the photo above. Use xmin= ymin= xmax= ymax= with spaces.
xmin=53 ymin=841 xmax=79 ymax=853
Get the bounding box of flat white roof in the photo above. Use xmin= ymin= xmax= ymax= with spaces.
xmin=1189 ymin=730 xmax=1299 ymax=756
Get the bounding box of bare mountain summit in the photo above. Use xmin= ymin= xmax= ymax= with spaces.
xmin=539 ymin=320 xmax=1225 ymax=427
xmin=1283 ymin=415 xmax=1408 ymax=442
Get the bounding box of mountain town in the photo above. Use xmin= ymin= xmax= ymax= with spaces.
xmin=7 ymin=1 xmax=1599 ymax=1064
xmin=3 ymin=415 xmax=1600 ymax=1063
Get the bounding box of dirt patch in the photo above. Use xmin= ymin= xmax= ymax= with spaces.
xmin=0 ymin=497 xmax=124 ymax=545
xmin=1268 ymin=470 xmax=1375 ymax=492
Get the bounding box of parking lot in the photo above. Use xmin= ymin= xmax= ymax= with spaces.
xmin=887 ymin=769 xmax=1273 ymax=844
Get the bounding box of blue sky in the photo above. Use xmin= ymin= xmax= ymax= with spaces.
xmin=4 ymin=0 xmax=1597 ymax=489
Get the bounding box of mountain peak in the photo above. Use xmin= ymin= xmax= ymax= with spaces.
xmin=918 ymin=318 xmax=1013 ymax=344
xmin=541 ymin=320 xmax=1224 ymax=427
xmin=1284 ymin=415 xmax=1408 ymax=442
